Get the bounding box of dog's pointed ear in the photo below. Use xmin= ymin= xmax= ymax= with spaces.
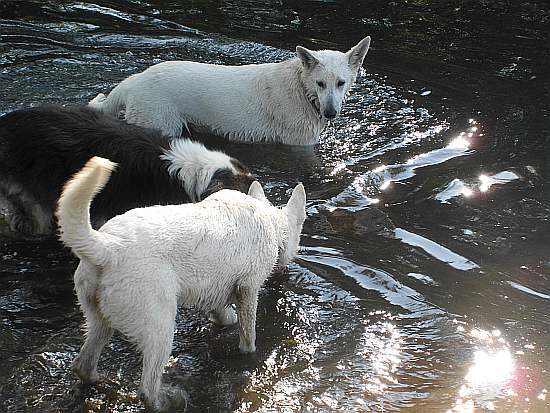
xmin=296 ymin=46 xmax=319 ymax=70
xmin=286 ymin=183 xmax=306 ymax=220
xmin=347 ymin=36 xmax=371 ymax=71
xmin=248 ymin=181 xmax=267 ymax=201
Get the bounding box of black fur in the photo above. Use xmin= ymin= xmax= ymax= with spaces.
xmin=0 ymin=105 xmax=254 ymax=236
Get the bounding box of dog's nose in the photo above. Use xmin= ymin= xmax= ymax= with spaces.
xmin=324 ymin=108 xmax=337 ymax=119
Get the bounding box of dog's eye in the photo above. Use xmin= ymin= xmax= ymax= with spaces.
xmin=337 ymin=80 xmax=346 ymax=87
xmin=316 ymin=81 xmax=325 ymax=88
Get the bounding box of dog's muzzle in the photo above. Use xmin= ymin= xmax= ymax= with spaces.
xmin=323 ymin=107 xmax=337 ymax=119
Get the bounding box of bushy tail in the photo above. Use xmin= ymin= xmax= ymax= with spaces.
xmin=88 ymin=93 xmax=108 ymax=109
xmin=88 ymin=82 xmax=127 ymax=116
xmin=56 ymin=157 xmax=117 ymax=265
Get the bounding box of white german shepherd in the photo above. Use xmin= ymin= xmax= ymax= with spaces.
xmin=89 ymin=37 xmax=371 ymax=145
xmin=56 ymin=157 xmax=306 ymax=410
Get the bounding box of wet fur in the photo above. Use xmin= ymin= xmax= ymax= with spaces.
xmin=56 ymin=158 xmax=306 ymax=410
xmin=89 ymin=37 xmax=371 ymax=145
xmin=0 ymin=105 xmax=253 ymax=236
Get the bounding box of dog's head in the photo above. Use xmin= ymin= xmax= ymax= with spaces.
xmin=296 ymin=36 xmax=371 ymax=120
xmin=201 ymin=158 xmax=255 ymax=200
xmin=162 ymin=139 xmax=254 ymax=202
xmin=247 ymin=181 xmax=306 ymax=269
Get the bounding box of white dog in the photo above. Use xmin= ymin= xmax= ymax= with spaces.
xmin=56 ymin=157 xmax=306 ymax=410
xmin=89 ymin=37 xmax=371 ymax=145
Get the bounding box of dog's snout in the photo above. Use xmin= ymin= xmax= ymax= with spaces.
xmin=324 ymin=107 xmax=337 ymax=119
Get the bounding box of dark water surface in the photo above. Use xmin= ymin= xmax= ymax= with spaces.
xmin=1 ymin=1 xmax=549 ymax=412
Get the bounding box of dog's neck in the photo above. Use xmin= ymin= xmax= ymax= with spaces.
xmin=223 ymin=57 xmax=328 ymax=145
xmin=295 ymin=63 xmax=323 ymax=121
xmin=308 ymin=97 xmax=322 ymax=118
xmin=299 ymin=76 xmax=322 ymax=119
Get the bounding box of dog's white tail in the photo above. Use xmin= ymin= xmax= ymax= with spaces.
xmin=89 ymin=81 xmax=127 ymax=116
xmin=88 ymin=93 xmax=108 ymax=109
xmin=56 ymin=157 xmax=118 ymax=265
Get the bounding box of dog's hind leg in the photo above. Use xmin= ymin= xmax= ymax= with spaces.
xmin=236 ymin=285 xmax=259 ymax=353
xmin=100 ymin=265 xmax=185 ymax=409
xmin=137 ymin=302 xmax=178 ymax=410
xmin=72 ymin=264 xmax=113 ymax=384
xmin=72 ymin=310 xmax=113 ymax=384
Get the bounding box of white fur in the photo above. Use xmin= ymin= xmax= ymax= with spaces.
xmin=89 ymin=37 xmax=371 ymax=145
xmin=57 ymin=157 xmax=118 ymax=264
xmin=56 ymin=157 xmax=306 ymax=410
xmin=161 ymin=139 xmax=238 ymax=201
xmin=247 ymin=180 xmax=270 ymax=205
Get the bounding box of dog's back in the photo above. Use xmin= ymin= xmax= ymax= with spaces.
xmin=0 ymin=106 xmax=184 ymax=235
xmin=99 ymin=189 xmax=281 ymax=276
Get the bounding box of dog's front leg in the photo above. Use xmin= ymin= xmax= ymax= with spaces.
xmin=236 ymin=285 xmax=259 ymax=353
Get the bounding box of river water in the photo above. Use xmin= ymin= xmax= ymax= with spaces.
xmin=0 ymin=1 xmax=549 ymax=412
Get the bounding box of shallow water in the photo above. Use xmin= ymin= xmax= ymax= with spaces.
xmin=1 ymin=1 xmax=549 ymax=412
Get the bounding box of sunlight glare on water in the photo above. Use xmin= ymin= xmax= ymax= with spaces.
xmin=347 ymin=125 xmax=477 ymax=205
xmin=448 ymin=328 xmax=518 ymax=412
xmin=358 ymin=321 xmax=402 ymax=395
xmin=447 ymin=135 xmax=471 ymax=150
xmin=479 ymin=171 xmax=520 ymax=193
xmin=465 ymin=349 xmax=514 ymax=390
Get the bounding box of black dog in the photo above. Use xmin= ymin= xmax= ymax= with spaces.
xmin=0 ymin=105 xmax=254 ymax=236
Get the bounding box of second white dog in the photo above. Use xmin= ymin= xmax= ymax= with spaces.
xmin=56 ymin=157 xmax=306 ymax=410
xmin=89 ymin=37 xmax=371 ymax=145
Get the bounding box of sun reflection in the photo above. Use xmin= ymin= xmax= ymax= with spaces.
xmin=447 ymin=135 xmax=471 ymax=149
xmin=447 ymin=118 xmax=481 ymax=149
xmin=479 ymin=171 xmax=520 ymax=193
xmin=331 ymin=161 xmax=347 ymax=175
xmin=358 ymin=322 xmax=402 ymax=395
xmin=351 ymin=176 xmax=364 ymax=192
xmin=465 ymin=349 xmax=514 ymax=388
xmin=235 ymin=296 xmax=323 ymax=412
xmin=350 ymin=177 xmax=381 ymax=205
xmin=448 ymin=328 xmax=519 ymax=412
xmin=479 ymin=174 xmax=491 ymax=192
xmin=380 ymin=180 xmax=391 ymax=190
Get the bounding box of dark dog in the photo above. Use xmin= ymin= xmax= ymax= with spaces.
xmin=0 ymin=105 xmax=254 ymax=236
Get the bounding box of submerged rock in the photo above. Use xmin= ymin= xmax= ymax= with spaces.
xmin=313 ymin=206 xmax=395 ymax=236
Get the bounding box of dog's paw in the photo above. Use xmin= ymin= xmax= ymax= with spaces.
xmin=143 ymin=385 xmax=188 ymax=412
xmin=71 ymin=357 xmax=99 ymax=384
